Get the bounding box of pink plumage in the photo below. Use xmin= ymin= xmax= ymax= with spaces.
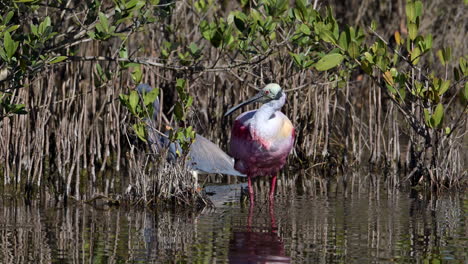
xmin=230 ymin=111 xmax=294 ymax=177
xmin=225 ymin=83 xmax=295 ymax=204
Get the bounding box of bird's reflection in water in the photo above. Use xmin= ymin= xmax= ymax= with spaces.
xmin=229 ymin=203 xmax=291 ymax=264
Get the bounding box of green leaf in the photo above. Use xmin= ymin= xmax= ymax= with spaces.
xmin=0 ymin=47 xmax=8 ymax=62
xmin=3 ymin=11 xmax=14 ymax=24
xmin=436 ymin=47 xmax=452 ymax=66
xmin=87 ymin=31 xmax=96 ymax=39
xmin=438 ymin=80 xmax=450 ymax=96
xmin=186 ymin=95 xmax=193 ymax=108
xmin=411 ymin=47 xmax=421 ymax=65
xmin=234 ymin=14 xmax=246 ymax=32
xmin=445 ymin=127 xmax=451 ymax=135
xmin=289 ymin=52 xmax=303 ymax=68
xmin=414 ymin=1 xmax=423 ymax=19
xmin=459 ymin=57 xmax=467 ymax=76
xmin=443 ymin=47 xmax=452 ymax=63
xmin=250 ymin=9 xmax=261 ymax=23
xmin=98 ymin=12 xmax=109 ymax=32
xmin=210 ymin=29 xmax=223 ymax=48
xmin=338 ymin=31 xmax=349 ymax=50
xmin=376 ymin=55 xmax=389 ymax=71
xmin=4 ymin=31 xmax=18 ymax=59
xmin=12 ymin=104 xmax=27 ymax=114
xmin=189 ymin=43 xmax=200 ymax=56
xmin=174 ymin=102 xmax=184 ymax=121
xmin=131 ymin=66 xmax=142 ymax=83
xmin=408 ymin=22 xmax=418 ymax=40
xmin=133 ymin=123 xmax=147 ymax=142
xmin=194 ymin=0 xmax=207 ymax=12
xmin=423 ymin=108 xmax=432 ymax=128
xmin=432 ymin=103 xmax=444 ymax=128
xmin=38 ymin=17 xmax=51 ymax=36
xmin=129 ymin=90 xmax=139 ymax=114
xmin=299 ymin=24 xmax=310 ymax=35
xmin=386 ymin=83 xmax=397 ymax=95
xmin=95 ymin=63 xmax=104 ymax=79
xmin=437 ymin=49 xmax=446 ymax=66
xmin=222 ymin=27 xmax=234 ymax=47
xmin=143 ymin=88 xmax=159 ymax=106
xmin=370 ymin=20 xmax=377 ymax=31
xmin=176 ymin=78 xmax=186 ymax=89
xmin=314 ymin=53 xmax=344 ymax=71
xmin=347 ymin=41 xmax=359 ymax=59
xmin=364 ymin=52 xmax=374 ymax=63
xmin=6 ymin=25 xmax=20 ymax=33
xmin=199 ymin=20 xmax=211 ymax=40
xmin=413 ymin=81 xmax=424 ymax=96
xmin=406 ymin=1 xmax=416 ymax=23
xmin=315 ymin=21 xmax=335 ymax=43
xmin=295 ymin=0 xmax=308 ymax=20
xmin=44 ymin=16 xmax=51 ymax=27
xmin=398 ymin=87 xmax=407 ymax=101
xmin=30 ymin=23 xmax=38 ymax=36
xmin=49 ymin=56 xmax=68 ymax=64
xmin=119 ymin=47 xmax=128 ymax=59
xmin=424 ymin=34 xmax=432 ymax=51
xmin=119 ymin=94 xmax=129 ymax=106
xmin=269 ymin=31 xmax=276 ymax=40
xmin=360 ymin=60 xmax=372 ymax=74
xmin=319 ymin=29 xmax=336 ymax=44
xmin=125 ymin=0 xmax=142 ymax=10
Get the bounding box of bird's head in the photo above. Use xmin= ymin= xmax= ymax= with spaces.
xmin=258 ymin=83 xmax=283 ymax=102
xmin=224 ymin=83 xmax=283 ymax=117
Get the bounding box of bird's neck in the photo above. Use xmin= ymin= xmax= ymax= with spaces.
xmin=253 ymin=92 xmax=286 ymax=123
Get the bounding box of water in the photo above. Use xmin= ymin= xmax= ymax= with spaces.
xmin=0 ymin=183 xmax=466 ymax=263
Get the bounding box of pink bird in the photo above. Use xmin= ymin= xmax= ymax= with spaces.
xmin=224 ymin=83 xmax=295 ymax=204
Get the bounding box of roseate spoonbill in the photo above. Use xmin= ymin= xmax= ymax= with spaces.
xmin=137 ymin=84 xmax=245 ymax=177
xmin=224 ymin=83 xmax=295 ymax=204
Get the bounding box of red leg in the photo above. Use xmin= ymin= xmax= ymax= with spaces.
xmin=248 ymin=175 xmax=255 ymax=205
xmin=269 ymin=173 xmax=277 ymax=202
xmin=269 ymin=200 xmax=277 ymax=233
xmin=248 ymin=200 xmax=254 ymax=231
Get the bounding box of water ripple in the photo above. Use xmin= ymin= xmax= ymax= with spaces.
xmin=0 ymin=187 xmax=466 ymax=263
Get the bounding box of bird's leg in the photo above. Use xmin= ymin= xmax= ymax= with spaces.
xmin=269 ymin=199 xmax=278 ymax=233
xmin=247 ymin=200 xmax=254 ymax=232
xmin=269 ymin=173 xmax=277 ymax=202
xmin=248 ymin=175 xmax=255 ymax=205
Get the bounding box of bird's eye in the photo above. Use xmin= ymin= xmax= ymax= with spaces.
xmin=265 ymin=90 xmax=270 ymax=94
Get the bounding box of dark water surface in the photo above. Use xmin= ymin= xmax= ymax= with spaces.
xmin=0 ymin=183 xmax=466 ymax=263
